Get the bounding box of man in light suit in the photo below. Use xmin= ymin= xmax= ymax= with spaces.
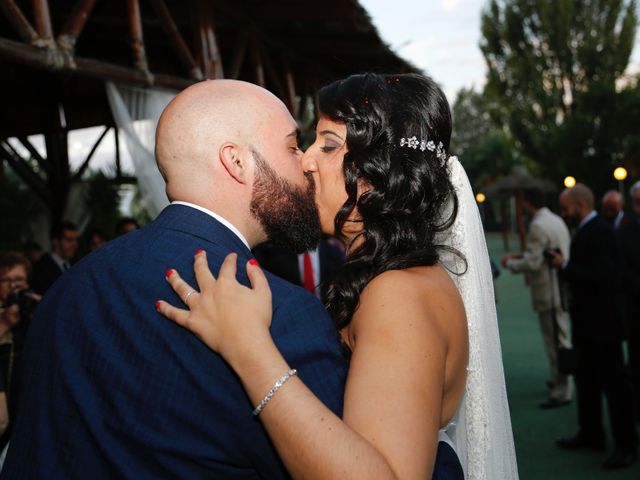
xmin=2 ymin=80 xmax=348 ymax=479
xmin=502 ymin=188 xmax=572 ymax=409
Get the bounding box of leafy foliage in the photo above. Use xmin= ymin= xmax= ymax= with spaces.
xmin=480 ymin=0 xmax=639 ymax=193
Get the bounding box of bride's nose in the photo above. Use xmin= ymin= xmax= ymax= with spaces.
xmin=301 ymin=151 xmax=317 ymax=173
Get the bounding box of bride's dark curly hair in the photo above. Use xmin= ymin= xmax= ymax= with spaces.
xmin=321 ymin=73 xmax=460 ymax=330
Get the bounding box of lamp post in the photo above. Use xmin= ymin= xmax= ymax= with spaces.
xmin=475 ymin=192 xmax=486 ymax=223
xmin=564 ymin=176 xmax=576 ymax=188
xmin=613 ymin=167 xmax=628 ymax=196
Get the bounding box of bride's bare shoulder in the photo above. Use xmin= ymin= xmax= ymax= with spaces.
xmin=349 ymin=265 xmax=466 ymax=344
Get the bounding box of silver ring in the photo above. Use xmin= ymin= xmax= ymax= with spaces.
xmin=184 ymin=289 xmax=198 ymax=305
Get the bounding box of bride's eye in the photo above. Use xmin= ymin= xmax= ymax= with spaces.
xmin=320 ymin=146 xmax=338 ymax=153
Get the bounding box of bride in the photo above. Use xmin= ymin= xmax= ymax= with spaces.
xmin=157 ymin=73 xmax=518 ymax=479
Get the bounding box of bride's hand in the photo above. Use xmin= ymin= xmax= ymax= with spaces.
xmin=156 ymin=251 xmax=273 ymax=364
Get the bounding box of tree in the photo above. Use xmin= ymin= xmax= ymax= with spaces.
xmin=451 ymin=87 xmax=523 ymax=188
xmin=480 ymin=0 xmax=638 ymax=191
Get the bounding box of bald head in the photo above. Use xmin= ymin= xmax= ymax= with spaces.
xmin=559 ymin=183 xmax=595 ymax=226
xmin=562 ymin=183 xmax=594 ymax=209
xmin=601 ymin=189 xmax=624 ymax=223
xmin=155 ymin=79 xmax=293 ymax=198
xmin=153 ymin=79 xmax=307 ymax=247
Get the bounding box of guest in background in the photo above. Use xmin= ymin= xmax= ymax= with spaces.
xmin=601 ymin=190 xmax=631 ymax=229
xmin=253 ymin=237 xmax=344 ymax=303
xmin=0 ymin=252 xmax=38 ymax=451
xmin=502 ymin=187 xmax=572 ymax=409
xmin=618 ymin=180 xmax=640 ymax=419
xmin=31 ymin=221 xmax=79 ymax=295
xmin=549 ymin=183 xmax=638 ymax=470
xmin=115 ymin=217 xmax=140 ymax=237
xmin=20 ymin=242 xmax=42 ymax=268
xmin=86 ymin=228 xmax=107 ymax=253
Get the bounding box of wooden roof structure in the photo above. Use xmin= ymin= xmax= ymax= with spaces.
xmin=0 ymin=0 xmax=416 ymax=136
xmin=0 ymin=0 xmax=416 ymax=222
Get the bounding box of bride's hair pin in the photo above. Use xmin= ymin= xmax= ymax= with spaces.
xmin=399 ymin=136 xmax=448 ymax=161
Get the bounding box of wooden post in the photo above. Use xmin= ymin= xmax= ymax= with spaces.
xmin=249 ymin=28 xmax=264 ymax=87
xmin=148 ymin=0 xmax=203 ymax=80
xmin=127 ymin=0 xmax=149 ymax=73
xmin=261 ymin=48 xmax=286 ymax=101
xmin=194 ymin=0 xmax=223 ymax=79
xmin=514 ymin=189 xmax=526 ymax=252
xmin=57 ymin=0 xmax=98 ymax=52
xmin=31 ymin=0 xmax=54 ymax=46
xmin=0 ymin=0 xmax=40 ymax=44
xmin=283 ymin=57 xmax=297 ymax=116
xmin=228 ymin=31 xmax=248 ymax=80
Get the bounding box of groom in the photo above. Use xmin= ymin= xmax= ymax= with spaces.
xmin=1 ymin=80 xmax=348 ymax=479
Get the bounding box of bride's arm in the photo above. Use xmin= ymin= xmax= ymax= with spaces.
xmin=158 ymin=252 xmax=447 ymax=480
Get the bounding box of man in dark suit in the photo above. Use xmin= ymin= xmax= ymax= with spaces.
xmin=253 ymin=238 xmax=344 ymax=303
xmin=31 ymin=221 xmax=79 ymax=295
xmin=619 ymin=181 xmax=640 ymax=419
xmin=549 ymin=183 xmax=638 ymax=470
xmin=601 ymin=190 xmax=633 ymax=230
xmin=1 ymin=80 xmax=348 ymax=479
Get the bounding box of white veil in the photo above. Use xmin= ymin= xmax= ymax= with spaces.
xmin=439 ymin=156 xmax=519 ymax=480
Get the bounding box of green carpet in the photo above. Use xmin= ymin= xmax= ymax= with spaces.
xmin=487 ymin=233 xmax=640 ymax=479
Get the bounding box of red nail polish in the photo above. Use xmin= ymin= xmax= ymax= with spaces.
xmin=166 ymin=269 xmax=174 ymax=278
xmin=155 ymin=300 xmax=161 ymax=309
xmin=249 ymin=259 xmax=259 ymax=267
xmin=195 ymin=249 xmax=204 ymax=255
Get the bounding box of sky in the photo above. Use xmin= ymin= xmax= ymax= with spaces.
xmin=360 ymin=0 xmax=640 ymax=100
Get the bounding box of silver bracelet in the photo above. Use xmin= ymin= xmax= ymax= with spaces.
xmin=252 ymin=369 xmax=298 ymax=416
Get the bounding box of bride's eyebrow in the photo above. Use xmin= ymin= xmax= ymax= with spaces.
xmin=285 ymin=128 xmax=301 ymax=140
xmin=319 ymin=130 xmax=344 ymax=141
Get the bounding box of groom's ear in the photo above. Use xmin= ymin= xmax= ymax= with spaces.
xmin=219 ymin=143 xmax=248 ymax=184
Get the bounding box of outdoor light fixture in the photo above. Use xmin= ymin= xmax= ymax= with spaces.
xmin=564 ymin=176 xmax=576 ymax=188
xmin=613 ymin=167 xmax=628 ymax=181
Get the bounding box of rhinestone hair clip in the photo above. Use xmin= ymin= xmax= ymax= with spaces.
xmin=399 ymin=136 xmax=448 ymax=161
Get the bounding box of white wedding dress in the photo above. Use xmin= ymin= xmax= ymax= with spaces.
xmin=438 ymin=157 xmax=519 ymax=480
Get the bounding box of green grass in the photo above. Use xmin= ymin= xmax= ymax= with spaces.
xmin=487 ymin=233 xmax=640 ymax=480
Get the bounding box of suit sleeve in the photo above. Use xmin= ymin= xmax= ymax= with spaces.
xmin=508 ymin=222 xmax=546 ymax=273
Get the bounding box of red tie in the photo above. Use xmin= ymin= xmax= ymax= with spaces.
xmin=302 ymin=252 xmax=315 ymax=295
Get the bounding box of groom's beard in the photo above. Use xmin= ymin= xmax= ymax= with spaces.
xmin=250 ymin=150 xmax=322 ymax=253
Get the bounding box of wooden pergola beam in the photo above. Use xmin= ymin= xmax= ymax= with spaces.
xmin=0 ymin=37 xmax=193 ymax=90
xmin=0 ymin=0 xmax=40 ymax=44
xmin=283 ymin=57 xmax=297 ymax=117
xmin=127 ymin=0 xmax=149 ymax=73
xmin=31 ymin=0 xmax=54 ymax=45
xmin=148 ymin=0 xmax=203 ymax=81
xmin=72 ymin=126 xmax=109 ymax=182
xmin=194 ymin=0 xmax=223 ymax=79
xmin=0 ymin=141 xmax=48 ymax=203
xmin=57 ymin=0 xmax=98 ymax=52
xmin=16 ymin=135 xmax=50 ymax=176
xmin=228 ymin=30 xmax=248 ymax=80
xmin=249 ymin=29 xmax=265 ymax=87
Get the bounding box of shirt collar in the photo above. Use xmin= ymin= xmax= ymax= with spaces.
xmin=579 ymin=210 xmax=598 ymax=229
xmin=170 ymin=201 xmax=250 ymax=249
xmin=50 ymin=252 xmax=68 ymax=270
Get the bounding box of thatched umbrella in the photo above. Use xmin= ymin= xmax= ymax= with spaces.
xmin=483 ymin=166 xmax=556 ymax=251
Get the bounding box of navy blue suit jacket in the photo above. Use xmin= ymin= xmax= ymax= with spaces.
xmin=2 ymin=204 xmax=348 ymax=479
